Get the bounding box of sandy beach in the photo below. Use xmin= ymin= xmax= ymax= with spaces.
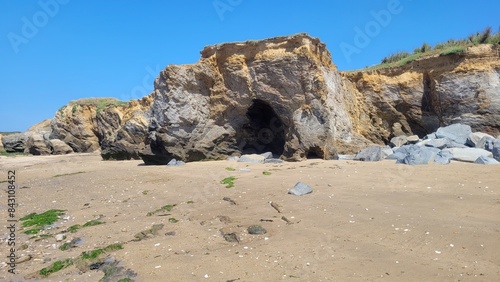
xmin=1 ymin=153 xmax=499 ymax=281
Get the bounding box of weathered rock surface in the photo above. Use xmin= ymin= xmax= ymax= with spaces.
xmin=476 ymin=136 xmax=496 ymax=151
xmin=48 ymin=139 xmax=73 ymax=154
xmin=49 ymin=98 xmax=151 ymax=159
xmin=2 ymin=133 xmax=27 ymax=152
xmin=390 ymin=135 xmax=407 ymax=147
xmin=436 ymin=124 xmax=472 ymax=145
xmin=394 ymin=145 xmax=441 ymax=165
xmin=407 ymin=135 xmax=420 ymax=144
xmin=139 ymin=34 xmax=371 ymax=164
xmin=443 ymin=147 xmax=492 ymax=162
xmin=25 ymin=134 xmax=51 ymax=155
xmin=10 ymin=35 xmax=500 ymax=163
xmin=344 ymin=45 xmax=500 ymax=139
xmin=434 ymin=150 xmax=454 ymax=165
xmin=467 ymin=132 xmax=494 ymax=147
xmin=238 ymin=154 xmax=266 ymax=164
xmin=493 ymin=140 xmax=500 ymax=161
xmin=167 ymin=159 xmax=186 ymax=166
xmin=474 ymin=155 xmax=499 ymax=165
xmin=354 ymin=145 xmax=385 ymax=161
xmin=289 ymin=182 xmax=313 ymax=196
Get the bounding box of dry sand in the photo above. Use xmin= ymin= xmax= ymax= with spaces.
xmin=1 ymin=153 xmax=499 ymax=281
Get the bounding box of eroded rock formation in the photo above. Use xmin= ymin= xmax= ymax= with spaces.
xmin=343 ymin=44 xmax=500 ymax=141
xmin=8 ymin=34 xmax=500 ymax=164
xmin=139 ymin=34 xmax=371 ymax=164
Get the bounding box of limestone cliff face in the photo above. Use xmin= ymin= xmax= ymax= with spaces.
xmin=140 ymin=34 xmax=370 ymax=163
xmin=343 ymin=45 xmax=500 ymax=141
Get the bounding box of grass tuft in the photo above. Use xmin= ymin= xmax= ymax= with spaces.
xmin=361 ymin=26 xmax=500 ymax=71
xmin=69 ymin=98 xmax=129 ymax=116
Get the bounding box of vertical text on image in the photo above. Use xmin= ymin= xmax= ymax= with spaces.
xmin=6 ymin=170 xmax=18 ymax=274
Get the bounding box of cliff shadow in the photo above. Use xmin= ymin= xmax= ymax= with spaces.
xmin=237 ymin=99 xmax=286 ymax=156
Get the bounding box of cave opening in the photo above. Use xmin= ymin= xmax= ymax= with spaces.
xmin=306 ymin=146 xmax=324 ymax=159
xmin=240 ymin=99 xmax=286 ymax=157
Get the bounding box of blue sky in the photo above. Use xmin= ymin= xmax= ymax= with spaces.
xmin=1 ymin=0 xmax=499 ymax=132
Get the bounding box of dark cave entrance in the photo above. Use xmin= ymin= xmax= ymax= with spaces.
xmin=240 ymin=99 xmax=286 ymax=156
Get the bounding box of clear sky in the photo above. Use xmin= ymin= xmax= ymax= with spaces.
xmin=1 ymin=0 xmax=499 ymax=132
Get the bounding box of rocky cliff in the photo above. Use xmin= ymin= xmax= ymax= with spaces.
xmin=343 ymin=44 xmax=500 ymax=142
xmin=138 ymin=34 xmax=371 ymax=164
xmin=3 ymin=34 xmax=499 ymax=163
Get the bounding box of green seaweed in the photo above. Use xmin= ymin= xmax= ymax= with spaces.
xmin=39 ymin=259 xmax=73 ymax=277
xmin=220 ymin=176 xmax=236 ymax=188
xmin=20 ymin=209 xmax=65 ymax=235
xmin=146 ymin=204 xmax=175 ymax=216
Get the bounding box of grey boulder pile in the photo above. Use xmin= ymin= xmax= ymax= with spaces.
xmin=354 ymin=123 xmax=499 ymax=165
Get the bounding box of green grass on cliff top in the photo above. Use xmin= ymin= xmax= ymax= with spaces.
xmin=71 ymin=98 xmax=129 ymax=108
xmin=59 ymin=97 xmax=129 ymax=115
xmin=358 ymin=27 xmax=500 ymax=71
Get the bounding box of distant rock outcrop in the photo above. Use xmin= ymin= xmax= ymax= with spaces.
xmin=49 ymin=98 xmax=152 ymax=159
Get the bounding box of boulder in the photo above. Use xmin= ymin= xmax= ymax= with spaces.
xmin=167 ymin=159 xmax=186 ymax=166
xmin=406 ymin=135 xmax=420 ymax=144
xmin=424 ymin=133 xmax=437 ymax=140
xmin=467 ymin=132 xmax=494 ymax=147
xmin=24 ymin=134 xmax=51 ymax=155
xmin=435 ymin=124 xmax=472 ymax=145
xmin=421 ymin=138 xmax=450 ymax=149
xmin=354 ymin=146 xmax=384 ymax=161
xmin=226 ymin=156 xmax=240 ymax=161
xmin=48 ymin=139 xmax=73 ymax=155
xmin=139 ymin=147 xmax=177 ymax=165
xmin=493 ymin=140 xmax=500 ymax=161
xmin=2 ymin=133 xmax=28 ymax=153
xmin=260 ymin=152 xmax=274 ymax=160
xmin=238 ymin=154 xmax=266 ymax=164
xmin=434 ymin=150 xmax=454 ymax=165
xmin=101 ymin=140 xmax=141 ymax=160
xmin=395 ymin=145 xmax=439 ymax=165
xmin=386 ymin=151 xmax=406 ymax=160
xmin=288 ymin=182 xmax=313 ymax=196
xmin=443 ymin=148 xmax=493 ymax=162
xmin=0 ymin=134 xmax=3 ymax=151
xmin=390 ymin=136 xmax=408 ymax=147
xmin=381 ymin=146 xmax=394 ymax=159
xmin=476 ymin=136 xmax=496 ymax=151
xmin=474 ymin=156 xmax=499 ymax=165
xmin=333 ymin=154 xmax=355 ymax=160
xmin=264 ymin=158 xmax=284 ymax=164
